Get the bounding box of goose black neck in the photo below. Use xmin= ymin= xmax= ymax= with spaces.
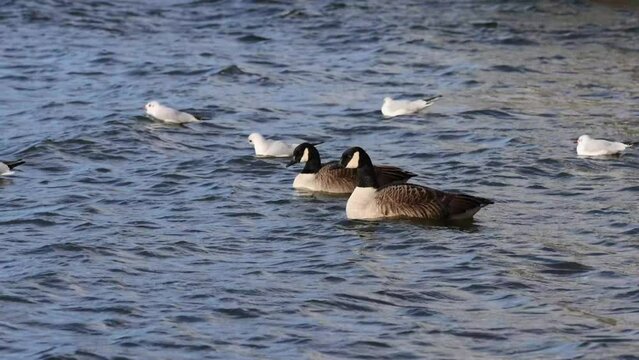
xmin=356 ymin=151 xmax=378 ymax=188
xmin=301 ymin=146 xmax=322 ymax=174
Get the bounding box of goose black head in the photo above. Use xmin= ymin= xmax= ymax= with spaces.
xmin=287 ymin=142 xmax=321 ymax=169
xmin=341 ymin=147 xmax=372 ymax=169
xmin=341 ymin=147 xmax=378 ymax=188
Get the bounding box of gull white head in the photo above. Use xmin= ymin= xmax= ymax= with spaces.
xmin=145 ymin=101 xmax=161 ymax=112
xmin=576 ymin=134 xmax=591 ymax=145
xmin=247 ymin=132 xmax=265 ymax=145
xmin=383 ymin=97 xmax=392 ymax=103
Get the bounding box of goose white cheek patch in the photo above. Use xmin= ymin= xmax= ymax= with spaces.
xmin=300 ymin=148 xmax=309 ymax=162
xmin=345 ymin=151 xmax=359 ymax=168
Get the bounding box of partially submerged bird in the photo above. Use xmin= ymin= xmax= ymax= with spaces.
xmin=576 ymin=135 xmax=632 ymax=156
xmin=287 ymin=143 xmax=416 ymax=194
xmin=144 ymin=101 xmax=199 ymax=124
xmin=340 ymin=147 xmax=493 ymax=221
xmin=381 ymin=95 xmax=442 ymax=117
xmin=248 ymin=132 xmax=297 ymax=158
xmin=0 ymin=159 xmax=25 ymax=176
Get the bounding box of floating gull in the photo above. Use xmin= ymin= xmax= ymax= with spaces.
xmin=144 ymin=101 xmax=199 ymax=124
xmin=381 ymin=95 xmax=442 ymax=117
xmin=248 ymin=132 xmax=297 ymax=157
xmin=0 ymin=159 xmax=25 ymax=176
xmin=287 ymin=143 xmax=415 ymax=194
xmin=340 ymin=147 xmax=492 ymax=220
xmin=576 ymin=135 xmax=632 ymax=156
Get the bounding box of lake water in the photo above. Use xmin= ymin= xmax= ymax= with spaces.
xmin=1 ymin=0 xmax=638 ymax=359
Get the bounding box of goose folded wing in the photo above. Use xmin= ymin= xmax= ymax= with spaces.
xmin=375 ymin=184 xmax=448 ymax=219
xmin=374 ymin=165 xmax=415 ymax=185
xmin=316 ymin=162 xmax=358 ymax=192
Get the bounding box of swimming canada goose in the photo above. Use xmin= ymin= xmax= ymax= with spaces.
xmin=381 ymin=95 xmax=442 ymax=117
xmin=144 ymin=101 xmax=199 ymax=124
xmin=248 ymin=132 xmax=298 ymax=157
xmin=340 ymin=147 xmax=493 ymax=220
xmin=575 ymin=135 xmax=632 ymax=156
xmin=287 ymin=143 xmax=415 ymax=194
xmin=0 ymin=159 xmax=25 ymax=176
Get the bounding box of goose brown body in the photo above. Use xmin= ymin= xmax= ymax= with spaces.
xmin=373 ymin=183 xmax=493 ymax=220
xmin=340 ymin=147 xmax=493 ymax=221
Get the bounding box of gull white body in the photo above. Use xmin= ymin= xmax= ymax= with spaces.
xmin=576 ymin=135 xmax=631 ymax=156
xmin=248 ymin=133 xmax=296 ymax=157
xmin=346 ymin=187 xmax=382 ymax=219
xmin=381 ymin=96 xmax=441 ymax=117
xmin=145 ymin=101 xmax=199 ymax=124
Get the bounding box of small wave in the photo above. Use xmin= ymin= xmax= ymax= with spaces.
xmin=0 ymin=218 xmax=57 ymax=227
xmin=162 ymin=68 xmax=210 ymax=76
xmin=494 ymin=36 xmax=538 ymax=46
xmin=447 ymin=330 xmax=508 ymax=341
xmin=489 ymin=64 xmax=541 ymax=73
xmin=539 ymin=260 xmax=592 ymax=275
xmin=214 ymin=65 xmax=255 ymax=76
xmin=304 ymin=299 xmax=375 ymax=312
xmin=67 ymin=71 xmax=105 ymax=76
xmin=347 ymin=340 xmax=392 ymax=348
xmin=237 ymin=34 xmax=270 ymax=43
xmin=278 ymin=9 xmax=318 ymax=19
xmin=0 ymin=294 xmax=35 ymax=304
xmin=214 ymin=307 xmax=265 ymax=318
xmin=459 ymin=109 xmax=514 ymax=119
xmin=472 ymin=21 xmax=498 ymax=28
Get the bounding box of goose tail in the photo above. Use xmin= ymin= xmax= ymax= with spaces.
xmin=447 ymin=193 xmax=493 ymax=218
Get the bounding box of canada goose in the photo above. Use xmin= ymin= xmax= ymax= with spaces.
xmin=144 ymin=101 xmax=199 ymax=124
xmin=0 ymin=159 xmax=25 ymax=176
xmin=248 ymin=132 xmax=297 ymax=157
xmin=576 ymin=135 xmax=632 ymax=156
xmin=340 ymin=147 xmax=493 ymax=220
xmin=286 ymin=143 xmax=415 ymax=194
xmin=381 ymin=95 xmax=442 ymax=117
